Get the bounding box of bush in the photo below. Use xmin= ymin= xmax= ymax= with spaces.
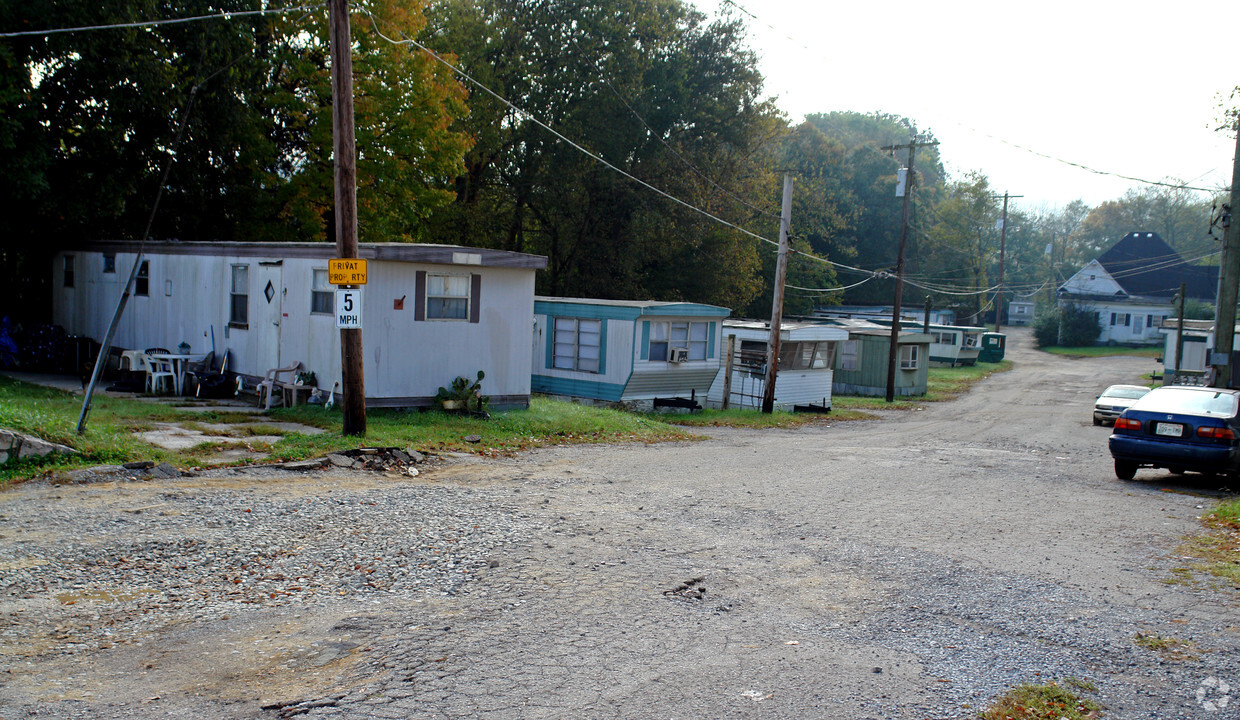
xmin=1032 ymin=311 xmax=1059 ymax=347
xmin=1032 ymin=304 xmax=1101 ymax=347
xmin=1060 ymin=304 xmax=1101 ymax=346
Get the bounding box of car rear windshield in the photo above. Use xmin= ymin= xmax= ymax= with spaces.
xmin=1131 ymin=388 xmax=1240 ymax=416
xmin=1104 ymin=387 xmax=1148 ymax=400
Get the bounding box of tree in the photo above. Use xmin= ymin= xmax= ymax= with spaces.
xmin=422 ymin=0 xmax=784 ymax=311
xmin=0 ymin=0 xmax=472 ymax=319
xmin=803 ymin=111 xmax=947 ymax=306
xmin=921 ymin=173 xmax=999 ymax=323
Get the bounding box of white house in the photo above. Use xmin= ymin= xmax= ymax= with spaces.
xmin=1057 ymin=232 xmax=1216 ymax=345
xmin=54 ymin=240 xmax=547 ymax=408
xmin=532 ymin=297 xmax=731 ymax=409
xmin=706 ymin=320 xmax=849 ymax=410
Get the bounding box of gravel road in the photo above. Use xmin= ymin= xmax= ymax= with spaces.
xmin=3 ymin=328 xmax=1239 ymax=719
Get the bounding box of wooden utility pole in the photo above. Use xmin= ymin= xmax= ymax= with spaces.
xmin=1210 ymin=126 xmax=1240 ymax=389
xmin=882 ymin=139 xmax=936 ymax=402
xmin=330 ymin=0 xmax=365 ymax=435
xmin=992 ymin=192 xmax=1021 ymax=333
xmin=721 ymin=335 xmax=736 ymax=410
xmin=762 ymin=174 xmax=794 ymax=413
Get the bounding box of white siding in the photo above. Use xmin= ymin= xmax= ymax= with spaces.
xmin=53 ymin=249 xmax=536 ymax=404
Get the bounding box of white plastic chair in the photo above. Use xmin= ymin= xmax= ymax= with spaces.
xmin=145 ymin=355 xmax=176 ymax=394
xmin=257 ymin=361 xmax=302 ymax=409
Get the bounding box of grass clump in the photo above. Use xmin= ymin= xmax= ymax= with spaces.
xmin=979 ymin=681 xmax=1101 ymax=720
xmin=1134 ymin=632 xmax=1198 ymax=660
xmin=1176 ymin=497 xmax=1240 ymax=588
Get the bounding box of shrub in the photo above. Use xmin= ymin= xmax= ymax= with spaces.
xmin=1060 ymin=304 xmax=1101 ymax=346
xmin=1032 ymin=311 xmax=1059 ymax=347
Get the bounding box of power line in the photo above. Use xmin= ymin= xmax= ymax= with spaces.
xmin=703 ymin=1 xmax=1225 ymax=197
xmin=362 ymin=9 xmax=881 ymax=279
xmin=955 ymin=123 xmax=1222 ymax=194
xmin=0 ymin=5 xmax=322 ymax=38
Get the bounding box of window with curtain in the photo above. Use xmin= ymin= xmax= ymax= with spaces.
xmin=311 ymin=268 xmax=333 ymax=314
xmin=427 ymin=273 xmax=470 ymax=320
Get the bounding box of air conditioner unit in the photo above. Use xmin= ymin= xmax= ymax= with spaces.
xmin=669 ymin=347 xmax=689 ymax=363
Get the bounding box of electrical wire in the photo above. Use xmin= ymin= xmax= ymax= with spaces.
xmin=362 ymin=9 xmax=882 ymax=279
xmin=785 ymin=275 xmax=875 ymax=293
xmin=0 ymin=5 xmax=322 ymax=37
xmin=955 ymin=122 xmax=1223 ymax=194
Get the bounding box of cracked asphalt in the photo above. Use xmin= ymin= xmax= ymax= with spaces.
xmin=4 ymin=328 xmax=1240 ymax=719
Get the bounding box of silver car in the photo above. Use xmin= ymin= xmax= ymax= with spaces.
xmin=1093 ymin=384 xmax=1151 ymax=426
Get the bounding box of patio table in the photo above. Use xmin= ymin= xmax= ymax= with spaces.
xmin=147 ymin=352 xmax=209 ymax=395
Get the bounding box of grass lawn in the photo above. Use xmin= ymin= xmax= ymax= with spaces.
xmin=1041 ymin=345 xmax=1162 ymax=359
xmin=0 ymin=376 xmax=695 ymax=484
xmin=833 ymin=360 xmax=1015 ymax=411
xmin=0 ymin=359 xmax=1015 ymax=482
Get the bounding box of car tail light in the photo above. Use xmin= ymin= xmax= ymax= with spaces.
xmin=1115 ymin=417 xmax=1142 ymax=431
xmin=1196 ymin=426 xmax=1236 ymax=441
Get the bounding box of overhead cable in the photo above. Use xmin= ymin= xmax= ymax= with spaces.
xmin=362 ymin=10 xmax=879 ymax=278
xmin=0 ymin=5 xmax=322 ymax=37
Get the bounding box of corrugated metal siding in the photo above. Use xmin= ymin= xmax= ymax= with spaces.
xmin=623 ymin=367 xmax=719 ymax=399
xmin=832 ymin=336 xmax=926 ymax=396
xmin=707 ymin=368 xmax=833 ymax=409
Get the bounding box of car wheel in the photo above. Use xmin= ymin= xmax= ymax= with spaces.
xmin=1093 ymin=416 xmax=1102 ymax=426
xmin=1115 ymin=459 xmax=1138 ymax=480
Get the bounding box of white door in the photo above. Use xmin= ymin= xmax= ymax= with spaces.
xmin=255 ymin=261 xmax=284 ymax=372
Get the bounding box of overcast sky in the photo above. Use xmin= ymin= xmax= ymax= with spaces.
xmin=690 ymin=0 xmax=1238 ymax=211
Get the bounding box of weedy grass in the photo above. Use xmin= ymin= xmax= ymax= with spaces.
xmin=268 ymin=397 xmax=698 ymax=461
xmin=1134 ymin=632 xmax=1198 ymax=660
xmin=978 ymin=681 xmax=1102 ymax=720
xmin=1177 ymin=497 xmax=1240 ymax=588
xmin=656 ymin=407 xmax=876 ymax=427
xmin=0 ymin=378 xmax=696 ymax=484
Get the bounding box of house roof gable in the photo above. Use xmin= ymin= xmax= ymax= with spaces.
xmin=1094 ymin=232 xmax=1216 ymax=299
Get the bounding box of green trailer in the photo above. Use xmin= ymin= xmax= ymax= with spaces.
xmin=979 ymin=332 xmax=1006 ymax=363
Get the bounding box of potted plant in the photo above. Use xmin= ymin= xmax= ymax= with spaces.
xmin=435 ymin=370 xmax=490 ymax=416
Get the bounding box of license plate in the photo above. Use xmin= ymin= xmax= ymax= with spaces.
xmin=1155 ymin=422 xmax=1184 ymax=437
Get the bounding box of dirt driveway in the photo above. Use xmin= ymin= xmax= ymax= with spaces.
xmin=3 ymin=328 xmax=1239 ymax=719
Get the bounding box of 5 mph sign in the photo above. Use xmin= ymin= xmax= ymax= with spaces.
xmin=336 ymin=288 xmax=363 ymax=329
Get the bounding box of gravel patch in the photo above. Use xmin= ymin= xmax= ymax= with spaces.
xmin=0 ymin=461 xmax=543 ymax=664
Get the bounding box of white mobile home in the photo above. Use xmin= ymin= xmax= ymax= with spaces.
xmin=54 ymin=241 xmax=547 ymax=408
xmin=706 ymin=320 xmax=849 ymax=410
xmin=922 ymin=324 xmax=984 ymax=367
xmin=532 ymin=297 xmax=730 ymax=408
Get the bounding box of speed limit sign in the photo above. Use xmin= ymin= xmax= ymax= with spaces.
xmin=335 ymin=288 xmax=363 ymax=329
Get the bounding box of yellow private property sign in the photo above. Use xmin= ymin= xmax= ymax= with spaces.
xmin=328 ymin=258 xmax=368 ymax=285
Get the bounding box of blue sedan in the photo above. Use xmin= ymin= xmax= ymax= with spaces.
xmin=1108 ymin=386 xmax=1240 ymax=480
